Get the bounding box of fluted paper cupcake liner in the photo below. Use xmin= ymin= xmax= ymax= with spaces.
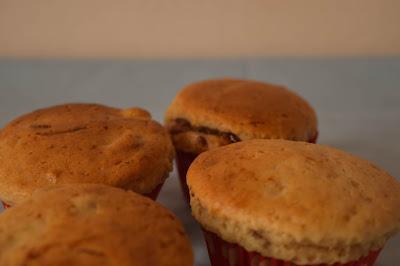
xmin=203 ymin=229 xmax=381 ymax=266
xmin=176 ymin=150 xmax=198 ymax=203
xmin=145 ymin=182 xmax=165 ymax=200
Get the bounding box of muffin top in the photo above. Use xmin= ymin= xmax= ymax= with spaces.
xmin=188 ymin=139 xmax=400 ymax=265
xmin=0 ymin=184 xmax=193 ymax=266
xmin=0 ymin=103 xmax=174 ymax=205
xmin=165 ymin=79 xmax=317 ymax=153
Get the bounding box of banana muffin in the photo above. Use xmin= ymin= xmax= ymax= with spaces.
xmin=0 ymin=184 xmax=193 ymax=266
xmin=165 ymin=79 xmax=318 ymax=202
xmin=0 ymin=103 xmax=175 ymax=207
xmin=187 ymin=139 xmax=400 ymax=266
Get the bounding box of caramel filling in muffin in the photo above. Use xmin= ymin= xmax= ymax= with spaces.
xmin=169 ymin=118 xmax=241 ymax=143
xmin=168 ymin=118 xmax=241 ymax=153
xmin=168 ymin=118 xmax=317 ymax=154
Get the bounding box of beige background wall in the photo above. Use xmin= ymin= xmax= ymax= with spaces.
xmin=0 ymin=0 xmax=399 ymax=58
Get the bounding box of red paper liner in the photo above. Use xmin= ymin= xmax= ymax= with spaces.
xmin=176 ymin=132 xmax=318 ymax=204
xmin=203 ymin=229 xmax=381 ymax=266
xmin=309 ymin=131 xmax=319 ymax=144
xmin=176 ymin=150 xmax=198 ymax=203
xmin=144 ymin=182 xmax=165 ymax=200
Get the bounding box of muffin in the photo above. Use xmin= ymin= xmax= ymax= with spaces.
xmin=187 ymin=139 xmax=400 ymax=266
xmin=0 ymin=103 xmax=175 ymax=207
xmin=165 ymin=79 xmax=318 ymax=202
xmin=0 ymin=184 xmax=193 ymax=266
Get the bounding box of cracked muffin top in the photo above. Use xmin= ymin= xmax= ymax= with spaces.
xmin=0 ymin=103 xmax=174 ymax=205
xmin=0 ymin=184 xmax=193 ymax=266
xmin=165 ymin=79 xmax=318 ymax=154
xmin=187 ymin=139 xmax=400 ymax=265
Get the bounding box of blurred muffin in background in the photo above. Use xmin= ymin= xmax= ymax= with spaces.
xmin=0 ymin=103 xmax=175 ymax=207
xmin=165 ymin=78 xmax=317 ymax=202
xmin=0 ymin=184 xmax=193 ymax=266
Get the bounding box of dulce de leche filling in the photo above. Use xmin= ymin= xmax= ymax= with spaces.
xmin=168 ymin=118 xmax=317 ymax=154
xmin=168 ymin=118 xmax=241 ymax=153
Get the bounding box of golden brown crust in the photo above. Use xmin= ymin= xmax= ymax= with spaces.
xmin=0 ymin=184 xmax=193 ymax=266
xmin=188 ymin=139 xmax=400 ymax=265
xmin=165 ymin=79 xmax=318 ymax=153
xmin=0 ymin=103 xmax=175 ymax=205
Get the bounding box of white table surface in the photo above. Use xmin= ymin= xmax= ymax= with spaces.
xmin=0 ymin=58 xmax=399 ymax=265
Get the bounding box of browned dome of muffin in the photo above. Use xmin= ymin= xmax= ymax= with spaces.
xmin=0 ymin=184 xmax=193 ymax=266
xmin=165 ymin=78 xmax=318 ymax=153
xmin=188 ymin=139 xmax=400 ymax=265
xmin=0 ymin=103 xmax=175 ymax=205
